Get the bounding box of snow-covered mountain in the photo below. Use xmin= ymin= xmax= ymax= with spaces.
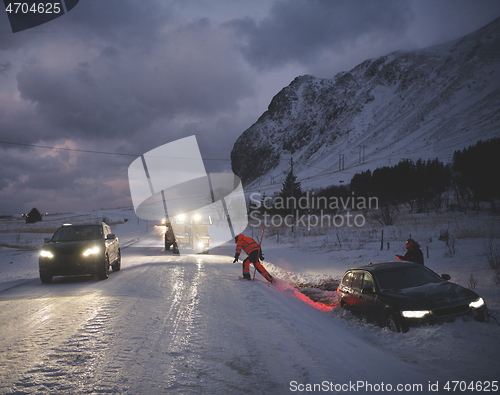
xmin=231 ymin=17 xmax=500 ymax=193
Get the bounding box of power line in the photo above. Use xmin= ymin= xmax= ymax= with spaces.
xmin=0 ymin=140 xmax=137 ymax=157
xmin=0 ymin=140 xmax=231 ymax=161
xmin=0 ymin=139 xmax=336 ymax=168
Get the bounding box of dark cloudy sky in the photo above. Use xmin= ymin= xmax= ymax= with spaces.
xmin=1 ymin=0 xmax=499 ymax=215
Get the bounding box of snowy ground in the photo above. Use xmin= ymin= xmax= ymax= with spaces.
xmin=0 ymin=207 xmax=499 ymax=394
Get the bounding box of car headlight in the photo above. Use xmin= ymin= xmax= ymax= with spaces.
xmin=40 ymin=250 xmax=54 ymax=258
xmin=401 ymin=310 xmax=431 ymax=319
xmin=198 ymin=242 xmax=205 ymax=248
xmin=469 ymin=297 xmax=485 ymax=309
xmin=83 ymin=247 xmax=100 ymax=256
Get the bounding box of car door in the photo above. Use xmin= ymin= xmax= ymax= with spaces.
xmin=359 ymin=272 xmax=379 ymax=319
xmin=342 ymin=271 xmax=365 ymax=315
xmin=340 ymin=271 xmax=355 ymax=308
xmin=104 ymin=224 xmax=117 ymax=263
xmin=344 ymin=270 xmax=381 ymax=317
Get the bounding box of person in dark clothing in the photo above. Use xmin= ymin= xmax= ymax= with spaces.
xmin=396 ymin=239 xmax=424 ymax=265
xmin=164 ymin=220 xmax=175 ymax=251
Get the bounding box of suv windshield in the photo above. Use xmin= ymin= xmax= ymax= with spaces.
xmin=51 ymin=225 xmax=102 ymax=242
xmin=375 ymin=266 xmax=443 ymax=290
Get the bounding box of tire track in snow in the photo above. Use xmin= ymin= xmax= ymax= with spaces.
xmin=0 ymin=249 xmax=206 ymax=394
xmin=0 ymin=293 xmax=128 ymax=394
xmin=90 ymin=250 xmax=205 ymax=394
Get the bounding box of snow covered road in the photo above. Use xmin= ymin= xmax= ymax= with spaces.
xmin=0 ymin=233 xmax=474 ymax=394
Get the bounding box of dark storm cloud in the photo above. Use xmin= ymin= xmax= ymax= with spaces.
xmin=0 ymin=61 xmax=11 ymax=75
xmin=230 ymin=0 xmax=413 ymax=70
xmin=15 ymin=58 xmax=157 ymax=140
xmin=0 ymin=0 xmax=171 ymax=47
xmin=62 ymin=0 xmax=169 ymax=39
xmin=3 ymin=3 xmax=252 ymax=144
xmin=1 ymin=0 xmax=500 ymax=214
xmin=0 ymin=141 xmax=132 ymax=212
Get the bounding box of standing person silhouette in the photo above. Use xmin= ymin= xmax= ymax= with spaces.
xmin=396 ymin=239 xmax=424 ymax=265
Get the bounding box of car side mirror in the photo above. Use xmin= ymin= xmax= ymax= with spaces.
xmin=441 ymin=274 xmax=451 ymax=281
xmin=106 ymin=234 xmax=116 ymax=240
xmin=44 ymin=237 xmax=51 ymax=243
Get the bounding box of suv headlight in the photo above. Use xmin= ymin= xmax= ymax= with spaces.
xmin=469 ymin=297 xmax=485 ymax=309
xmin=40 ymin=250 xmax=54 ymax=258
xmin=83 ymin=247 xmax=100 ymax=256
xmin=401 ymin=310 xmax=431 ymax=319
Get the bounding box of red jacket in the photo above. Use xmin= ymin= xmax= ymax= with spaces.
xmin=235 ymin=234 xmax=260 ymax=255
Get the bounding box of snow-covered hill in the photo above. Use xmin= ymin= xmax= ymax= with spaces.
xmin=231 ymin=17 xmax=500 ymax=193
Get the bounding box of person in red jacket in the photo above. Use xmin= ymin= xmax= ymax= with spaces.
xmin=233 ymin=233 xmax=274 ymax=283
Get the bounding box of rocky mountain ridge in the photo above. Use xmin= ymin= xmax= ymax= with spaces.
xmin=231 ymin=17 xmax=500 ymax=193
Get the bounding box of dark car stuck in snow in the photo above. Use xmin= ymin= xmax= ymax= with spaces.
xmin=39 ymin=222 xmax=121 ymax=283
xmin=336 ymin=261 xmax=488 ymax=332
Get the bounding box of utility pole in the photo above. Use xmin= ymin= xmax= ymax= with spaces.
xmin=290 ymin=156 xmax=294 ymax=212
xmin=359 ymin=145 xmax=366 ymax=164
xmin=290 ymin=157 xmax=295 ymax=232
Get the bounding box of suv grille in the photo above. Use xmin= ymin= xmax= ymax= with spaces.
xmin=432 ymin=304 xmax=469 ymax=317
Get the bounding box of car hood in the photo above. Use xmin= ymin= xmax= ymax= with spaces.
xmin=44 ymin=240 xmax=100 ymax=252
xmin=382 ymin=282 xmax=479 ymax=309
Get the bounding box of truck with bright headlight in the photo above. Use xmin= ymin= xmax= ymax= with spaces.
xmin=171 ymin=214 xmax=212 ymax=254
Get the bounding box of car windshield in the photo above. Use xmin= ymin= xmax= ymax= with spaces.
xmin=375 ymin=266 xmax=443 ymax=290
xmin=51 ymin=226 xmax=102 ymax=242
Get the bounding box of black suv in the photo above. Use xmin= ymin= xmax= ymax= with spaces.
xmin=39 ymin=223 xmax=121 ymax=283
xmin=336 ymin=262 xmax=488 ymax=332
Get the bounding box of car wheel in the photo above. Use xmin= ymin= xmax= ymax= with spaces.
xmin=40 ymin=273 xmax=52 ymax=283
xmin=340 ymin=301 xmax=350 ymax=311
xmin=385 ymin=313 xmax=402 ymax=333
xmin=98 ymin=255 xmax=110 ymax=280
xmin=474 ymin=311 xmax=488 ymax=323
xmin=112 ymin=249 xmax=121 ymax=272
